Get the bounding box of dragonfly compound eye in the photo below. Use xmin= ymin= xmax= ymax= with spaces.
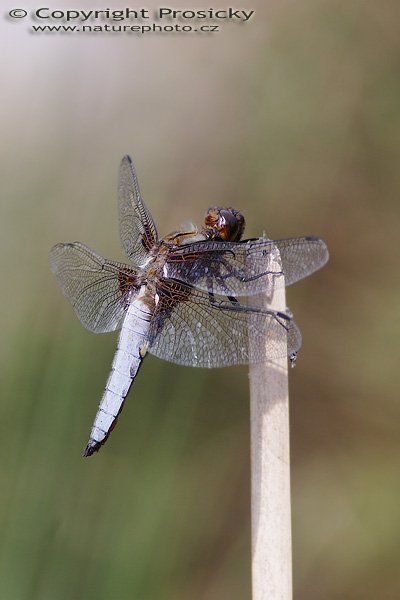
xmin=204 ymin=207 xmax=245 ymax=242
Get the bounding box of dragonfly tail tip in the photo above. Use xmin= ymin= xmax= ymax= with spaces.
xmin=83 ymin=440 xmax=101 ymax=457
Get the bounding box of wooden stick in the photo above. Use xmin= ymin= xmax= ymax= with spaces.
xmin=249 ymin=278 xmax=292 ymax=600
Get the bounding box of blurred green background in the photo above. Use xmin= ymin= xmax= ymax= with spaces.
xmin=1 ymin=0 xmax=400 ymax=598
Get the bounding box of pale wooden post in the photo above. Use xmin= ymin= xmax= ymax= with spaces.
xmin=249 ymin=260 xmax=292 ymax=600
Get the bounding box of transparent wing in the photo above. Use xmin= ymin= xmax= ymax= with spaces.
xmin=164 ymin=236 xmax=329 ymax=297
xmin=118 ymin=155 xmax=158 ymax=264
xmin=148 ymin=280 xmax=301 ymax=368
xmin=50 ymin=242 xmax=139 ymax=333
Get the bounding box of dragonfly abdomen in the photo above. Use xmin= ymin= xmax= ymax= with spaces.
xmin=83 ymin=292 xmax=152 ymax=456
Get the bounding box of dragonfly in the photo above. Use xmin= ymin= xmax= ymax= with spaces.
xmin=50 ymin=155 xmax=329 ymax=456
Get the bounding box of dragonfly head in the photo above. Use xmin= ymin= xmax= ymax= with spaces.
xmin=204 ymin=207 xmax=245 ymax=242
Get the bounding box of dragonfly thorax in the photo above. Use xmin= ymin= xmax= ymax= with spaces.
xmin=162 ymin=227 xmax=207 ymax=247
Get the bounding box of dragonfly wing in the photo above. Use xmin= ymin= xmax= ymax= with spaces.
xmin=118 ymin=155 xmax=158 ymax=264
xmin=50 ymin=242 xmax=139 ymax=333
xmin=273 ymin=236 xmax=329 ymax=285
xmin=148 ymin=280 xmax=301 ymax=368
xmin=165 ymin=236 xmax=328 ymax=296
